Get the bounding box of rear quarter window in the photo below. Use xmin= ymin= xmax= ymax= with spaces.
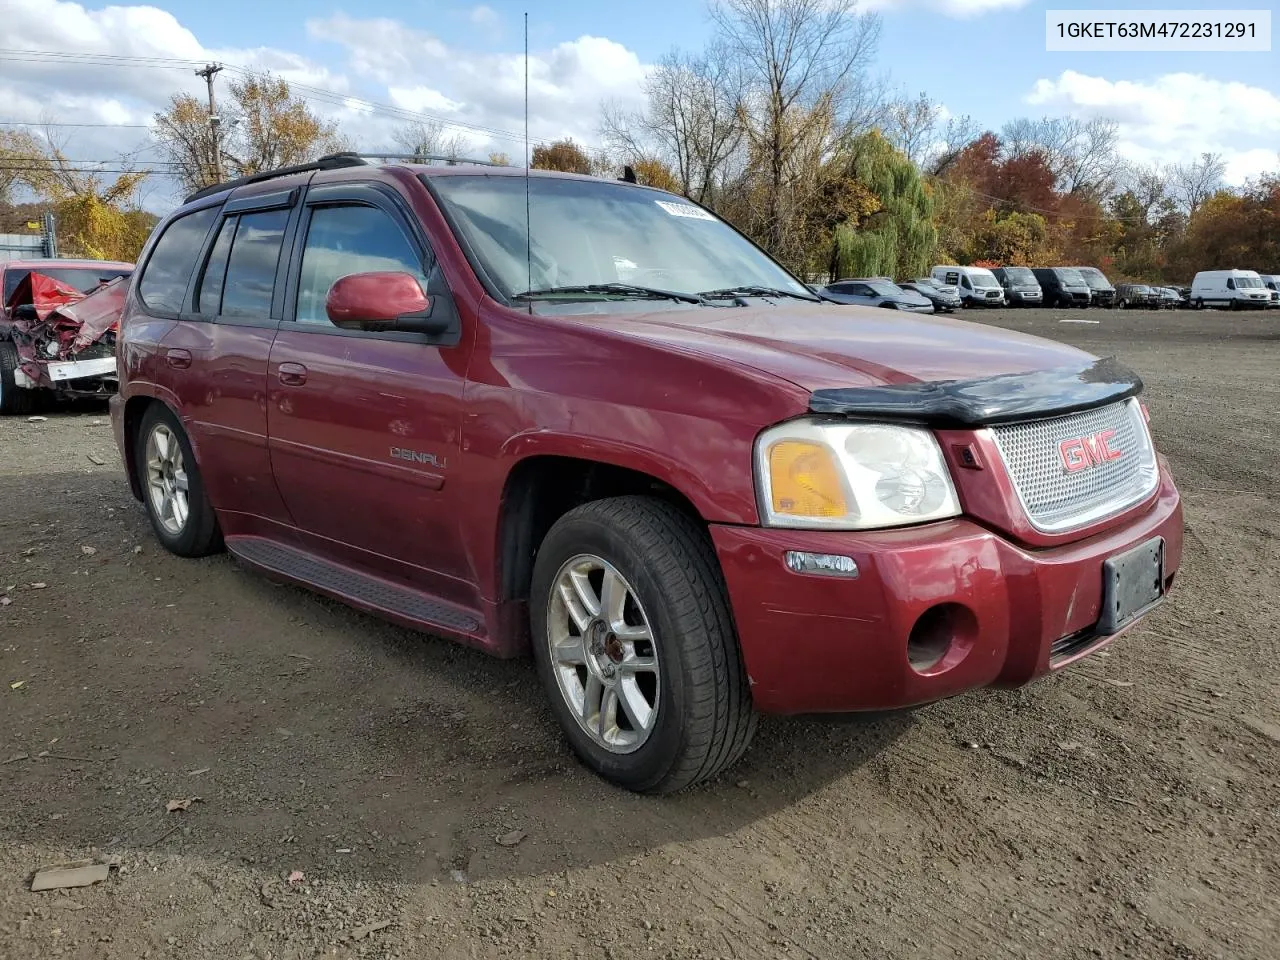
xmin=137 ymin=206 xmax=220 ymax=315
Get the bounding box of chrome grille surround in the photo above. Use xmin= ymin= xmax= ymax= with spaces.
xmin=990 ymin=398 xmax=1159 ymax=534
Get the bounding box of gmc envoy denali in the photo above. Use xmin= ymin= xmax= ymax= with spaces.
xmin=111 ymin=154 xmax=1184 ymax=793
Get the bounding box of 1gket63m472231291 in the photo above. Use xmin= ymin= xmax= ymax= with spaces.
xmin=110 ymin=154 xmax=1184 ymax=793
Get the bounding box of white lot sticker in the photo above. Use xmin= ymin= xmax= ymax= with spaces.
xmin=655 ymin=200 xmax=717 ymax=221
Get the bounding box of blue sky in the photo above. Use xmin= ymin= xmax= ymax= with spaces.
xmin=2 ymin=0 xmax=1276 ymax=209
xmin=158 ymin=0 xmax=1280 ymax=143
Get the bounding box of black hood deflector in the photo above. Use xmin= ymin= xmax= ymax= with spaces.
xmin=808 ymin=356 xmax=1143 ymax=427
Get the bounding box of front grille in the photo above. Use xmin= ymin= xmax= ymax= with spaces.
xmin=991 ymin=399 xmax=1159 ymax=533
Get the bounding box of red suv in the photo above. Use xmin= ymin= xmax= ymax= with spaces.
xmin=111 ymin=155 xmax=1184 ymax=792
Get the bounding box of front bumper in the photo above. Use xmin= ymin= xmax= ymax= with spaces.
xmin=712 ymin=469 xmax=1182 ymax=714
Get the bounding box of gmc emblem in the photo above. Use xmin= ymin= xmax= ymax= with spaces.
xmin=1058 ymin=430 xmax=1123 ymax=472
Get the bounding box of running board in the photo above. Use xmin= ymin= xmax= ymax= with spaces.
xmin=226 ymin=536 xmax=483 ymax=636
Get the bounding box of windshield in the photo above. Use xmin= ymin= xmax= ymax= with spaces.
xmin=1000 ymin=267 xmax=1036 ymax=284
xmin=1076 ymin=267 xmax=1111 ymax=289
xmin=866 ymin=281 xmax=904 ymax=297
xmin=427 ymin=174 xmax=812 ymax=305
xmin=1235 ymin=276 xmax=1264 ymax=288
xmin=968 ymin=269 xmax=998 ymax=287
xmin=913 ymin=277 xmax=940 ymax=288
xmin=4 ymin=265 xmax=132 ymax=304
xmin=1131 ymin=285 xmax=1152 ymax=293
xmin=1057 ymin=268 xmax=1086 ymax=286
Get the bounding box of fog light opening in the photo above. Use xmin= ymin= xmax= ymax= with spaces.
xmin=907 ymin=603 xmax=976 ymax=675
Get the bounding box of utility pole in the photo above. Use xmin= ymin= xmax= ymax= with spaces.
xmin=195 ymin=63 xmax=224 ymax=182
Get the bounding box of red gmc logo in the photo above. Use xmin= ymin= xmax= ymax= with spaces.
xmin=1059 ymin=430 xmax=1123 ymax=472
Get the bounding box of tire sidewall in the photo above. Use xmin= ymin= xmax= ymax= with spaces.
xmin=135 ymin=404 xmax=213 ymax=556
xmin=530 ymin=512 xmax=695 ymax=792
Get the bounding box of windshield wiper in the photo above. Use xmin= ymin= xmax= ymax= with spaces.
xmin=698 ymin=285 xmax=819 ymax=302
xmin=511 ymin=283 xmax=705 ymax=304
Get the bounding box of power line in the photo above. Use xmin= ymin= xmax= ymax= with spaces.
xmin=0 ymin=120 xmax=153 ymax=129
xmin=2 ymin=48 xmax=550 ymax=146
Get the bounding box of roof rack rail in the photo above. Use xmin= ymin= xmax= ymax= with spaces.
xmin=184 ymin=153 xmax=369 ymax=204
xmin=343 ymin=152 xmax=505 ymax=168
xmin=183 ymin=151 xmax=511 ymax=204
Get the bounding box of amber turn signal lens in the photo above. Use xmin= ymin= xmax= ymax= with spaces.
xmin=768 ymin=440 xmax=848 ymax=518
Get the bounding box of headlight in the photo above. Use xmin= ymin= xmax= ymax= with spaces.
xmin=755 ymin=419 xmax=961 ymax=530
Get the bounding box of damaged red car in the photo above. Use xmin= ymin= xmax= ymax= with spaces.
xmin=0 ymin=258 xmax=134 ymax=415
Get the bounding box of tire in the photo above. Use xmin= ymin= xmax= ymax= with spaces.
xmin=134 ymin=403 xmax=222 ymax=557
xmin=1118 ymin=299 xmax=1128 ymax=310
xmin=0 ymin=340 xmax=37 ymax=416
xmin=1194 ymin=298 xmax=1204 ymax=310
xmin=530 ymin=496 xmax=756 ymax=794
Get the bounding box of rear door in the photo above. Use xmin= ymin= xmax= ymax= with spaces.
xmin=156 ymin=190 xmax=300 ymax=532
xmin=266 ymin=182 xmax=474 ymax=604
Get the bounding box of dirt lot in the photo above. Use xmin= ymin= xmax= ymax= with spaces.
xmin=1 ymin=307 xmax=1277 ymax=960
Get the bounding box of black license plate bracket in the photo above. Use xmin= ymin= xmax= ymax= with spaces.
xmin=1099 ymin=537 xmax=1165 ymax=634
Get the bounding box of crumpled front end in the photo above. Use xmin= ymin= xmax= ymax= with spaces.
xmin=5 ymin=273 xmax=127 ymax=396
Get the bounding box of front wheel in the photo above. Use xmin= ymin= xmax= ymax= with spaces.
xmin=135 ymin=404 xmax=222 ymax=557
xmin=1194 ymin=298 xmax=1204 ymax=310
xmin=530 ymin=497 xmax=756 ymax=793
xmin=0 ymin=340 xmax=37 ymax=416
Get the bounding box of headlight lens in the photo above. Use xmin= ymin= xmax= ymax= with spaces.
xmin=756 ymin=419 xmax=961 ymax=530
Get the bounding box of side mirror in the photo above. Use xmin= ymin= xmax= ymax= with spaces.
xmin=325 ymin=271 xmax=451 ymax=336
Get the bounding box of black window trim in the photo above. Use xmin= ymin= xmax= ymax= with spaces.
xmin=135 ymin=201 xmax=222 ymax=320
xmin=278 ymin=181 xmax=459 ymax=346
xmin=185 ymin=201 xmax=300 ymax=329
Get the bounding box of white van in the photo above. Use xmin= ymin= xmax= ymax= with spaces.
xmin=931 ymin=265 xmax=1005 ymax=307
xmin=1258 ymin=274 xmax=1280 ymax=308
xmin=1189 ymin=269 xmax=1271 ymax=310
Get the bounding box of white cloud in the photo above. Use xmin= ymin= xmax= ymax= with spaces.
xmin=469 ymin=5 xmax=500 ymax=28
xmin=1026 ymin=70 xmax=1280 ymax=183
xmin=387 ymin=86 xmax=463 ymax=114
xmin=0 ymin=0 xmax=652 ymax=212
xmin=860 ymin=0 xmax=1032 ymax=16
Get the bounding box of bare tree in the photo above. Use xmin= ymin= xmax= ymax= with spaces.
xmin=1169 ymin=152 xmax=1226 ymax=215
xmin=710 ymin=0 xmax=882 ymax=257
xmin=1123 ymin=163 xmax=1175 ymax=222
xmin=1001 ymin=116 xmax=1121 ymax=197
xmin=925 ymin=114 xmax=979 ymax=176
xmin=601 ymin=44 xmax=745 ymax=205
xmin=884 ymin=91 xmax=944 ymax=166
xmin=391 ymin=119 xmax=469 ymax=163
xmin=155 ymin=71 xmax=348 ymax=193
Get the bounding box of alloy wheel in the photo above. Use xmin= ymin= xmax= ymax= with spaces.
xmin=546 ymin=554 xmax=660 ymax=754
xmin=145 ymin=422 xmax=189 ymax=536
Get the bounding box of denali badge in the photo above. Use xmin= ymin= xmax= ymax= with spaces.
xmin=1058 ymin=430 xmax=1123 ymax=473
xmin=390 ymin=447 xmax=446 ymax=468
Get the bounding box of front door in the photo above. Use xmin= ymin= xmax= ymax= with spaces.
xmin=266 ymin=183 xmax=474 ymax=605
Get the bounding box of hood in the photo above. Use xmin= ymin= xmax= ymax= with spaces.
xmin=577 ymin=303 xmax=1095 ymax=392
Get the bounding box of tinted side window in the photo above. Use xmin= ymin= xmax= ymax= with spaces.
xmin=221 ymin=209 xmax=289 ymax=318
xmin=295 ymin=204 xmax=427 ymax=326
xmin=1226 ymin=278 xmax=1235 ymax=290
xmin=197 ymin=215 xmax=237 ymax=315
xmin=138 ymin=206 xmax=219 ymax=314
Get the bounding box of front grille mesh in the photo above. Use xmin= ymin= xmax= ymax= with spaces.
xmin=991 ymin=399 xmax=1159 ymax=533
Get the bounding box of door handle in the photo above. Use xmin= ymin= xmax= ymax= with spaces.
xmin=278 ymin=362 xmax=308 ymax=386
xmin=165 ymin=348 xmax=192 ymax=369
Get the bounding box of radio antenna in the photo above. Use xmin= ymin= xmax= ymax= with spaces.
xmin=524 ymin=12 xmax=532 ymax=308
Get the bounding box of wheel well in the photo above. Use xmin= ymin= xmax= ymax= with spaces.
xmin=497 ymin=456 xmax=705 ymax=603
xmin=121 ymin=396 xmax=157 ymax=501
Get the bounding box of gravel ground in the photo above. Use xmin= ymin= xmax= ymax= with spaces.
xmin=1 ymin=307 xmax=1277 ymax=960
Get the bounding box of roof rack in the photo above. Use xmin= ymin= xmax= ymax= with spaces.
xmin=184 ymin=153 xmax=369 ymax=204
xmin=183 ymin=151 xmax=508 ymax=204
xmin=348 ymin=152 xmax=505 ymax=167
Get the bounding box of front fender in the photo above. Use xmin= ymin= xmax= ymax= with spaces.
xmin=500 ymin=427 xmax=757 ymax=526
